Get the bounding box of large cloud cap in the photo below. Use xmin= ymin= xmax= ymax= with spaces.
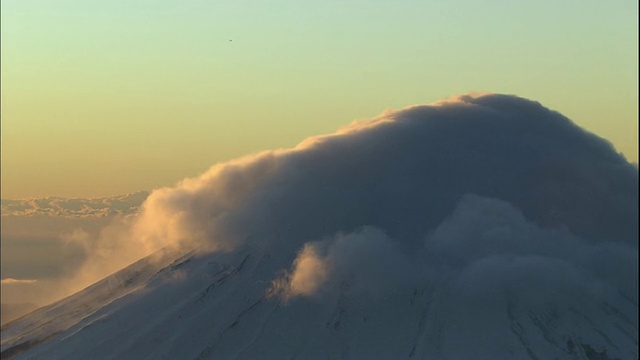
xmin=137 ymin=93 xmax=637 ymax=256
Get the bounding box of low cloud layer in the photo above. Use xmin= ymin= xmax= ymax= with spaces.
xmin=0 ymin=279 xmax=38 ymax=285
xmin=1 ymin=192 xmax=148 ymax=218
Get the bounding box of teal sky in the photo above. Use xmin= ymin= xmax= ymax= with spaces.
xmin=2 ymin=0 xmax=637 ymax=198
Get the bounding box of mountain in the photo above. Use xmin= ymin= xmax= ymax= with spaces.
xmin=1 ymin=94 xmax=637 ymax=359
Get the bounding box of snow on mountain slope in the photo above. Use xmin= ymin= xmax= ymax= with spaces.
xmin=1 ymin=94 xmax=637 ymax=359
xmin=2 ymin=235 xmax=636 ymax=359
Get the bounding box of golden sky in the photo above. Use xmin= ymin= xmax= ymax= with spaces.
xmin=2 ymin=1 xmax=637 ymax=198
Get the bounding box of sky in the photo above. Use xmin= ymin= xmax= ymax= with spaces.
xmin=1 ymin=0 xmax=638 ymax=199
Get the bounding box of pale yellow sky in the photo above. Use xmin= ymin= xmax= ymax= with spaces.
xmin=1 ymin=1 xmax=637 ymax=199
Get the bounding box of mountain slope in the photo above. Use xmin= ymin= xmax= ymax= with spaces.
xmin=2 ymin=240 xmax=636 ymax=359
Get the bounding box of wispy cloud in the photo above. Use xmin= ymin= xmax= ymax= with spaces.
xmin=1 ymin=278 xmax=38 ymax=285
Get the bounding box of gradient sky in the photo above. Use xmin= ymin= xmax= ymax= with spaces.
xmin=1 ymin=0 xmax=637 ymax=199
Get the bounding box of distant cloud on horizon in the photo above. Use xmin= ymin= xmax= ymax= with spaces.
xmin=1 ymin=278 xmax=38 ymax=285
xmin=0 ymin=192 xmax=149 ymax=218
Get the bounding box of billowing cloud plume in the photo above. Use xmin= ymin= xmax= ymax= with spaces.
xmin=129 ymin=94 xmax=636 ymax=257
xmin=109 ymin=93 xmax=636 ymax=318
xmin=55 ymin=93 xmax=638 ymax=302
xmin=0 ymin=279 xmax=38 ymax=285
xmin=270 ymin=227 xmax=415 ymax=301
xmin=269 ymin=193 xmax=636 ymax=318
